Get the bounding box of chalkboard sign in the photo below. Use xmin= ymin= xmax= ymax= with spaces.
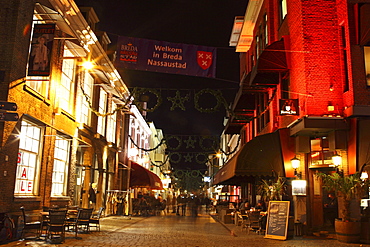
xmin=265 ymin=201 xmax=290 ymax=240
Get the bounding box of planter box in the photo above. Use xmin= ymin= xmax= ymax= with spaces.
xmin=335 ymin=220 xmax=361 ymax=243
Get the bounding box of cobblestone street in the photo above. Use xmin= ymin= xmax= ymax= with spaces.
xmin=1 ymin=211 xmax=367 ymax=247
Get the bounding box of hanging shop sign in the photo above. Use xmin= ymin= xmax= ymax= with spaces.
xmin=0 ymin=101 xmax=18 ymax=122
xmin=27 ymin=24 xmax=56 ymax=76
xmin=279 ymin=99 xmax=299 ymax=115
xmin=115 ymin=36 xmax=216 ymax=78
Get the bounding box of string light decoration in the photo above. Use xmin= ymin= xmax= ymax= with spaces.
xmin=169 ymin=152 xmax=182 ymax=163
xmin=149 ymin=155 xmax=170 ymax=168
xmin=165 ymin=135 xmax=182 ymax=150
xmin=183 ymin=136 xmax=197 ymax=148
xmin=195 ymin=153 xmax=208 ymax=164
xmin=128 ymin=134 xmax=166 ymax=152
xmin=194 ymin=88 xmax=223 ymax=113
xmin=80 ymin=83 xmax=133 ymax=117
xmin=199 ymin=135 xmax=218 ymax=151
xmin=220 ymin=135 xmax=241 ymax=156
xmin=132 ymin=88 xmax=162 ymax=112
xmin=183 ymin=153 xmax=193 ymax=163
xmin=167 ymin=90 xmax=189 ymax=111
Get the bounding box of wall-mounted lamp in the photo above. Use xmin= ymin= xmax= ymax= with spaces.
xmin=54 ymin=107 xmax=62 ymax=115
xmin=76 ymin=122 xmax=84 ymax=129
xmin=332 ymin=152 xmax=342 ymax=174
xmin=327 ymin=105 xmax=335 ymax=112
xmin=128 ymin=148 xmax=138 ymax=157
xmin=360 ymin=163 xmax=369 ymax=181
xmin=291 ymin=156 xmax=302 ymax=179
xmin=81 ymin=61 xmax=94 ymax=70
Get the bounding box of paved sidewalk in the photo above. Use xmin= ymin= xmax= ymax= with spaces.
xmin=1 ymin=213 xmax=368 ymax=247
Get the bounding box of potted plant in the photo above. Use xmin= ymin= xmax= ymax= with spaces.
xmin=316 ymin=172 xmax=369 ymax=243
xmin=257 ymin=177 xmax=286 ymax=202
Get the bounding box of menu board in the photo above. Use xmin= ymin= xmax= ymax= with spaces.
xmin=265 ymin=201 xmax=290 ymax=240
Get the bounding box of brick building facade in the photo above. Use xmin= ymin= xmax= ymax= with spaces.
xmin=214 ymin=0 xmax=370 ymax=233
xmin=0 ymin=0 xmax=167 ymax=220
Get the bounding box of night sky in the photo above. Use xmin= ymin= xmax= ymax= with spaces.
xmin=75 ymin=0 xmax=248 ymax=170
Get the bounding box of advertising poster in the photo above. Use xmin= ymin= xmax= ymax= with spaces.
xmin=27 ymin=24 xmax=55 ymax=76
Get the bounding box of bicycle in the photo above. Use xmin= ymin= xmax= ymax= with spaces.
xmin=0 ymin=213 xmax=15 ymax=243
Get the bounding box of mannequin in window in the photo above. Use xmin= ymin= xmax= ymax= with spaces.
xmin=89 ymin=183 xmax=97 ymax=211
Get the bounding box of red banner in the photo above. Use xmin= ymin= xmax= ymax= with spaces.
xmin=115 ymin=36 xmax=217 ymax=78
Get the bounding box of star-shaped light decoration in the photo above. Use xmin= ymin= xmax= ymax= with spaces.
xmin=183 ymin=136 xmax=197 ymax=149
xmin=167 ymin=90 xmax=189 ymax=111
xmin=183 ymin=153 xmax=193 ymax=163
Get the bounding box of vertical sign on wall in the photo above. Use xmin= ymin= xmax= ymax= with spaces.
xmin=27 ymin=24 xmax=55 ymax=76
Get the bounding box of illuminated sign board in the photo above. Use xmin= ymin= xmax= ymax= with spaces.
xmin=279 ymin=99 xmax=299 ymax=115
xmin=292 ymin=180 xmax=307 ymax=196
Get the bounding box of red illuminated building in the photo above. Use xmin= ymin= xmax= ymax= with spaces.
xmin=213 ymin=0 xmax=370 ymax=233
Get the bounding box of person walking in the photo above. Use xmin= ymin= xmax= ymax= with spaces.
xmin=171 ymin=193 xmax=177 ymax=213
xmin=89 ymin=183 xmax=97 ymax=211
xmin=166 ymin=194 xmax=172 ymax=214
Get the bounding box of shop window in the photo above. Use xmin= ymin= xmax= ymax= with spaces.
xmin=106 ymin=102 xmax=117 ymax=143
xmin=51 ymin=135 xmax=70 ymax=196
xmin=309 ymin=137 xmax=335 ymax=167
xmin=97 ymin=88 xmax=107 ymax=135
xmin=14 ymin=120 xmax=43 ymax=196
xmin=364 ymin=46 xmax=370 ymax=86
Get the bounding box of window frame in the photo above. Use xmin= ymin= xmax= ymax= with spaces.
xmin=79 ymin=70 xmax=94 ymax=126
xmin=106 ymin=101 xmax=117 ymax=143
xmin=279 ymin=0 xmax=288 ymax=23
xmin=97 ymin=88 xmax=107 ymax=135
xmin=364 ymin=46 xmax=370 ymax=87
xmin=60 ymin=47 xmax=76 ymax=113
xmin=14 ymin=120 xmax=44 ymax=196
xmin=51 ymin=135 xmax=71 ymax=197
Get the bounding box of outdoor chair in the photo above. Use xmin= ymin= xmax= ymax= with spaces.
xmin=65 ymin=208 xmax=93 ymax=238
xmin=19 ymin=206 xmax=41 ymax=240
xmin=247 ymin=210 xmax=261 ymax=234
xmin=46 ymin=209 xmax=67 ymax=243
xmin=89 ymin=207 xmax=104 ymax=231
xmin=235 ymin=211 xmax=244 ymax=226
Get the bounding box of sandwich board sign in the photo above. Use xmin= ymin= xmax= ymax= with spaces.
xmin=265 ymin=201 xmax=290 ymax=240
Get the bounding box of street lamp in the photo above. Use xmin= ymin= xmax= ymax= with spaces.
xmin=291 ymin=156 xmax=301 ymax=179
